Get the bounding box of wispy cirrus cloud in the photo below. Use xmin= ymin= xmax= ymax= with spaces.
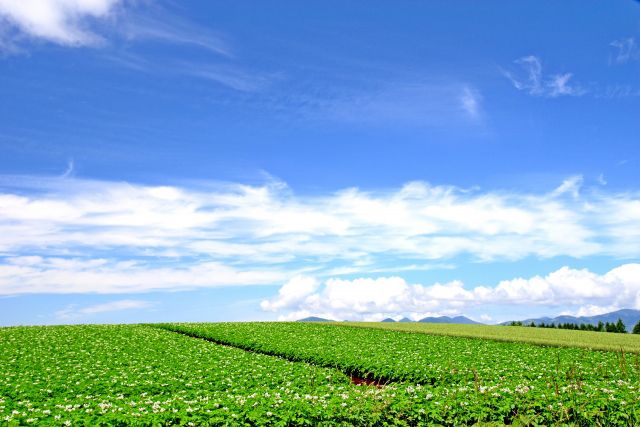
xmin=106 ymin=5 xmax=277 ymax=92
xmin=174 ymin=61 xmax=274 ymax=92
xmin=1 ymin=174 xmax=640 ymax=296
xmin=290 ymin=81 xmax=484 ymax=128
xmin=0 ymin=0 xmax=264 ymax=92
xmin=101 ymin=50 xmax=274 ymax=92
xmin=460 ymin=86 xmax=482 ymax=120
xmin=595 ymin=84 xmax=640 ymax=99
xmin=55 ymin=299 xmax=154 ymax=320
xmin=0 ymin=0 xmax=230 ymax=53
xmin=551 ymin=174 xmax=583 ymax=198
xmin=118 ymin=12 xmax=230 ymax=56
xmin=610 ymin=37 xmax=639 ymax=65
xmin=262 ymin=264 xmax=640 ymax=322
xmin=503 ymin=55 xmax=586 ymax=98
xmin=1 ymin=256 xmax=289 ymax=295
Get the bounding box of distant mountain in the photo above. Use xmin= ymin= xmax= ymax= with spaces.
xmin=398 ymin=317 xmax=414 ymax=323
xmin=381 ymin=318 xmax=396 ymax=322
xmin=418 ymin=315 xmax=480 ymax=325
xmin=505 ymin=309 xmax=640 ymax=330
xmin=297 ymin=316 xmax=332 ymax=322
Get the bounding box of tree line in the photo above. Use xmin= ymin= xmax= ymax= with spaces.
xmin=507 ymin=318 xmax=640 ymax=334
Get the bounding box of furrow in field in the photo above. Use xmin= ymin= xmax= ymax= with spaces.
xmin=3 ymin=323 xmax=640 ymax=425
xmin=154 ymin=323 xmax=392 ymax=386
xmin=0 ymin=324 xmax=401 ymax=426
xmin=155 ymin=322 xmax=640 ymax=389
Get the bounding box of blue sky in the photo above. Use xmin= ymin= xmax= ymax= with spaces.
xmin=1 ymin=0 xmax=640 ymax=325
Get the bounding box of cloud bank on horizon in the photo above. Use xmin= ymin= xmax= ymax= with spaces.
xmin=1 ymin=174 xmax=639 ymax=320
xmin=261 ymin=265 xmax=640 ymax=322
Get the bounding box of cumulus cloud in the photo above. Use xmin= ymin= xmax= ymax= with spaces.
xmin=55 ymin=299 xmax=154 ymax=319
xmin=260 ymin=276 xmax=319 ymax=311
xmin=0 ymin=0 xmax=122 ymax=46
xmin=263 ymin=264 xmax=640 ymax=321
xmin=0 ymin=175 xmax=640 ymax=295
xmin=504 ymin=55 xmax=585 ymax=98
xmin=561 ymin=304 xmax=621 ymax=318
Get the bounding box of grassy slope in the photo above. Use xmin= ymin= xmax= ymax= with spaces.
xmin=339 ymin=322 xmax=640 ymax=352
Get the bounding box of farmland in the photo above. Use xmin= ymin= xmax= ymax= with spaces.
xmin=0 ymin=324 xmax=408 ymax=426
xmin=2 ymin=323 xmax=640 ymax=426
xmin=340 ymin=322 xmax=640 ymax=353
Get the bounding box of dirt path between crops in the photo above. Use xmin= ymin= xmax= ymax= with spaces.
xmin=349 ymin=376 xmax=385 ymax=387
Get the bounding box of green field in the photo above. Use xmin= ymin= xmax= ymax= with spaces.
xmin=340 ymin=322 xmax=640 ymax=353
xmin=1 ymin=323 xmax=639 ymax=426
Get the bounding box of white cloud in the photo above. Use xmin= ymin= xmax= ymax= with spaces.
xmin=314 ymin=82 xmax=484 ymax=127
xmin=610 ymin=37 xmax=638 ymax=65
xmin=561 ymin=304 xmax=621 ymax=318
xmin=0 ymin=0 xmax=234 ymax=76
xmin=460 ymin=86 xmax=482 ymax=119
xmin=176 ymin=62 xmax=271 ymax=92
xmin=596 ymin=84 xmax=640 ymax=99
xmin=504 ymin=55 xmax=585 ymax=98
xmin=547 ymin=73 xmax=585 ymax=97
xmin=509 ymin=55 xmax=543 ymax=94
xmin=260 ymin=276 xmax=319 ymax=311
xmin=0 ymin=175 xmax=640 ymax=294
xmin=263 ymin=264 xmax=640 ymax=321
xmin=551 ymin=175 xmax=583 ymax=198
xmin=119 ymin=13 xmax=229 ymax=56
xmin=0 ymin=0 xmax=255 ymax=94
xmin=0 ymin=256 xmax=288 ymax=295
xmin=0 ymin=0 xmax=121 ymax=46
xmin=55 ymin=299 xmax=153 ymax=319
xmin=61 ymin=159 xmax=75 ymax=178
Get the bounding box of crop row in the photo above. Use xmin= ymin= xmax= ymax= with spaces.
xmin=2 ymin=323 xmax=639 ymax=425
xmin=156 ymin=322 xmax=639 ymax=385
xmin=156 ymin=322 xmax=640 ymax=425
xmin=342 ymin=322 xmax=640 ymax=353
xmin=0 ymin=325 xmax=402 ymax=426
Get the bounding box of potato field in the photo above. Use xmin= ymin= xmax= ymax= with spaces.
xmin=1 ymin=323 xmax=639 ymax=426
